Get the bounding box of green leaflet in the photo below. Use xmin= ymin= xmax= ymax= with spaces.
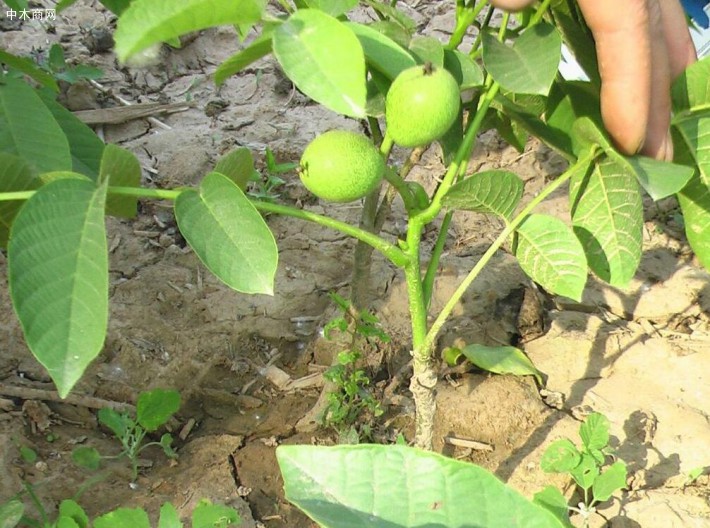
xmin=9 ymin=178 xmax=109 ymax=397
xmin=175 ymin=172 xmax=278 ymax=295
xmin=273 ymin=9 xmax=367 ymax=118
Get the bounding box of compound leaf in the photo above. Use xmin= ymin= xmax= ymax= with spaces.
xmin=273 ymin=9 xmax=367 ymax=118
xmin=461 ymin=343 xmax=543 ymax=384
xmin=570 ymin=158 xmax=643 ymax=288
xmin=515 ymin=214 xmax=587 ymax=301
xmin=175 ymin=172 xmax=277 ymax=295
xmin=9 ymin=178 xmax=108 ymax=398
xmin=442 ymin=170 xmax=523 ymax=220
xmin=592 ymin=462 xmax=627 ymax=503
xmin=277 ymin=444 xmax=567 ymax=527
xmin=0 ymin=77 xmax=71 ymax=173
xmin=115 ymin=0 xmax=267 ymax=62
xmin=482 ymin=22 xmax=561 ymax=96
xmin=136 ymin=388 xmax=181 ymax=431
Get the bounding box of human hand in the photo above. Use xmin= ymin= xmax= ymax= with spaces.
xmin=490 ymin=0 xmax=697 ymax=161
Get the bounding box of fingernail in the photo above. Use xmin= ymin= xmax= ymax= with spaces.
xmin=661 ymin=131 xmax=674 ymax=162
xmin=641 ymin=130 xmax=674 ymax=161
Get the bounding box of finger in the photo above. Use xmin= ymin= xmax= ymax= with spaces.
xmin=489 ymin=0 xmax=535 ymax=11
xmin=578 ymin=0 xmax=652 ymax=155
xmin=643 ymin=0 xmax=674 ymax=160
xmin=657 ymin=0 xmax=697 ymax=78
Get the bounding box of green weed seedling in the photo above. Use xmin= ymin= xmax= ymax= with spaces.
xmin=0 ymin=495 xmax=239 ymax=528
xmin=38 ymin=44 xmax=104 ymax=85
xmin=247 ymin=147 xmax=297 ymax=202
xmin=537 ymin=413 xmax=628 ymax=527
xmin=322 ymin=349 xmax=383 ymax=442
xmin=321 ymin=293 xmax=387 ymax=442
xmin=72 ymin=389 xmax=180 ymax=481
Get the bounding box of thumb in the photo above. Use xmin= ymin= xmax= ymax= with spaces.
xmin=578 ymin=0 xmax=652 ymax=156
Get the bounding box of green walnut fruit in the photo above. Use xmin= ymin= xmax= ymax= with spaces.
xmin=385 ymin=63 xmax=461 ymax=148
xmin=299 ymin=130 xmax=385 ymax=203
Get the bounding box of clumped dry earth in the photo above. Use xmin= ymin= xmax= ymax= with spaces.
xmin=1 ymin=2 xmax=710 ymax=527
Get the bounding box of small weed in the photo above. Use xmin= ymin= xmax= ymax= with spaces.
xmin=72 ymin=389 xmax=180 ymax=481
xmin=320 ymin=293 xmax=387 ymax=441
xmin=37 ymin=44 xmax=103 ymax=84
xmin=537 ymin=412 xmax=627 ymax=527
xmin=0 ymin=493 xmax=240 ymax=528
xmin=322 ymin=349 xmax=383 ymax=441
xmin=685 ymin=466 xmax=706 ymax=486
xmin=247 ymin=148 xmax=297 ymax=202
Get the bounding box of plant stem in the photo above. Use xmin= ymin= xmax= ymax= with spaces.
xmin=108 ymin=186 xmax=182 ymax=200
xmin=403 ymin=39 xmax=506 ymax=448
xmin=468 ymin=5 xmax=495 ymax=59
xmin=384 ymin=168 xmax=417 ymax=212
xmin=23 ymin=483 xmax=48 ymax=527
xmin=351 ymin=188 xmax=383 ymax=309
xmin=420 ymin=148 xmax=597 ymax=356
xmin=447 ymin=0 xmax=489 ymax=50
xmin=0 ymin=187 xmax=407 ymax=267
xmin=0 ymin=190 xmax=34 ymax=201
xmin=253 ymin=200 xmax=408 ymax=267
xmin=422 ymin=210 xmax=452 ymax=309
xmin=350 ymin=129 xmax=394 ymax=308
xmin=368 ymin=116 xmax=384 ymax=145
xmin=0 ymin=186 xmax=182 ymax=202
xmin=380 ymin=132 xmax=394 ymax=159
xmin=530 ymin=0 xmax=553 ymax=24
xmin=403 ymin=224 xmax=437 ymax=449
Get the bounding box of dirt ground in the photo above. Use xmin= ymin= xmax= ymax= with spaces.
xmin=1 ymin=2 xmax=710 ymax=527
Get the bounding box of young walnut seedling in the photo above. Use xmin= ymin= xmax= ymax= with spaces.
xmin=537 ymin=412 xmax=628 ymax=527
xmin=72 ymin=388 xmax=180 ymax=482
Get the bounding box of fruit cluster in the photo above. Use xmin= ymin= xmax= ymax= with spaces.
xmin=299 ymin=63 xmax=461 ymax=203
